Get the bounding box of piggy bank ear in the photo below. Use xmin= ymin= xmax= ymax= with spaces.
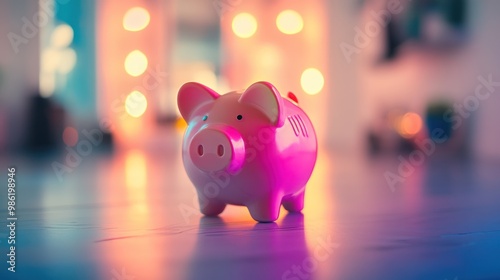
xmin=239 ymin=81 xmax=285 ymax=127
xmin=178 ymin=82 xmax=219 ymax=122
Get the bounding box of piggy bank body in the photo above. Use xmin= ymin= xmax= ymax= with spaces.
xmin=178 ymin=81 xmax=317 ymax=222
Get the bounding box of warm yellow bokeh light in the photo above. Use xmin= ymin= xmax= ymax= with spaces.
xmin=301 ymin=68 xmax=324 ymax=95
xmin=123 ymin=7 xmax=150 ymax=32
xmin=125 ymin=149 xmax=147 ymax=189
xmin=41 ymin=49 xmax=60 ymax=72
xmin=232 ymin=13 xmax=257 ymax=38
xmin=193 ymin=69 xmax=217 ymax=89
xmin=125 ymin=90 xmax=148 ymax=118
xmin=398 ymin=112 xmax=423 ymax=138
xmin=124 ymin=50 xmax=148 ymax=77
xmin=276 ymin=10 xmax=303 ymax=35
xmin=39 ymin=72 xmax=55 ymax=98
xmin=62 ymin=126 xmax=79 ymax=147
xmin=51 ymin=24 xmax=74 ymax=48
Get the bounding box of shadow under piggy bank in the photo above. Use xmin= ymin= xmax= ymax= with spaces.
xmin=187 ymin=213 xmax=309 ymax=280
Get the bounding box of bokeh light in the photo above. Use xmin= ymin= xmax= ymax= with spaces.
xmin=255 ymin=44 xmax=282 ymax=69
xmin=193 ymin=69 xmax=217 ymax=89
xmin=125 ymin=149 xmax=147 ymax=189
xmin=123 ymin=7 xmax=150 ymax=32
xmin=276 ymin=10 xmax=303 ymax=35
xmin=125 ymin=90 xmax=148 ymax=118
xmin=50 ymin=24 xmax=74 ymax=48
xmin=39 ymin=72 xmax=55 ymax=98
xmin=175 ymin=117 xmax=187 ymax=130
xmin=397 ymin=112 xmax=423 ymax=138
xmin=124 ymin=50 xmax=148 ymax=77
xmin=232 ymin=13 xmax=257 ymax=38
xmin=300 ymin=68 xmax=324 ymax=95
xmin=62 ymin=127 xmax=79 ymax=147
xmin=40 ymin=23 xmax=76 ymax=98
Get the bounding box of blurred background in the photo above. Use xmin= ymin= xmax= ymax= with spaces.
xmin=0 ymin=0 xmax=498 ymax=159
xmin=2 ymin=1 xmax=500 ymax=279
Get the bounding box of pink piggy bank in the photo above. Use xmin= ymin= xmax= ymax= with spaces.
xmin=178 ymin=81 xmax=317 ymax=222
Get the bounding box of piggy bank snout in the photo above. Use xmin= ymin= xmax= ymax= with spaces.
xmin=189 ymin=125 xmax=245 ymax=174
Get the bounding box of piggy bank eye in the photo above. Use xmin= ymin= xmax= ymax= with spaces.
xmin=236 ymin=114 xmax=243 ymax=120
xmin=202 ymin=115 xmax=208 ymax=121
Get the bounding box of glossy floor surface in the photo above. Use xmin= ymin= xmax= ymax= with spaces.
xmin=1 ymin=132 xmax=500 ymax=280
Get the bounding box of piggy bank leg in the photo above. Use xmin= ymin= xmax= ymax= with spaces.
xmin=282 ymin=190 xmax=305 ymax=213
xmin=198 ymin=193 xmax=226 ymax=216
xmin=247 ymin=195 xmax=282 ymax=223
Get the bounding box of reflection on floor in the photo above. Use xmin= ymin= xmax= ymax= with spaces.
xmin=1 ymin=135 xmax=499 ymax=280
